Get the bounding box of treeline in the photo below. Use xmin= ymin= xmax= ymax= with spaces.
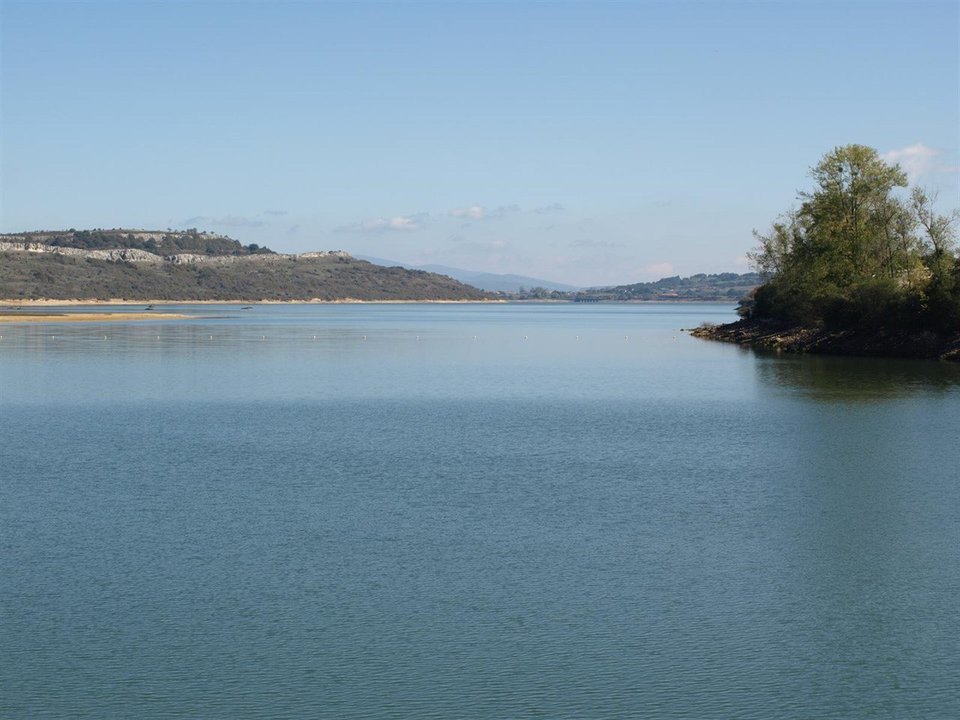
xmin=599 ymin=272 xmax=760 ymax=301
xmin=511 ymin=273 xmax=760 ymax=301
xmin=13 ymin=229 xmax=274 ymax=257
xmin=746 ymin=145 xmax=959 ymax=334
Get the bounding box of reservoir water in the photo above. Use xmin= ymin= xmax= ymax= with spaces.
xmin=2 ymin=303 xmax=958 ymax=719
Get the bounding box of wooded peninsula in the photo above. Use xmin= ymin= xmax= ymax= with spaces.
xmin=694 ymin=145 xmax=960 ymax=361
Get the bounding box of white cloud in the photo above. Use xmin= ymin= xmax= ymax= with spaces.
xmin=643 ymin=262 xmax=674 ymax=278
xmin=388 ymin=216 xmax=421 ymax=231
xmin=449 ymin=203 xmax=535 ymax=220
xmin=345 ymin=214 xmax=424 ymax=232
xmin=450 ymin=205 xmax=485 ymax=220
xmin=881 ymin=143 xmax=942 ymax=181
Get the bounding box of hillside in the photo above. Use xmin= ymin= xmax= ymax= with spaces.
xmin=0 ymin=231 xmax=491 ymax=302
xmin=568 ymin=272 xmax=760 ymax=302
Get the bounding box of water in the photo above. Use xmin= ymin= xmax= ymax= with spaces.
xmin=2 ymin=303 xmax=959 ymax=719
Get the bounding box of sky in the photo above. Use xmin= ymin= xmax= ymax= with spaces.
xmin=1 ymin=0 xmax=958 ymax=286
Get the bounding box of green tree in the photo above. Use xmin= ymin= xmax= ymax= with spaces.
xmin=801 ymin=145 xmax=914 ymax=280
xmin=749 ymin=144 xmax=958 ymax=331
xmin=911 ymin=188 xmax=957 ymax=273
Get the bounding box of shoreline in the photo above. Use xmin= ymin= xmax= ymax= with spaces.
xmin=0 ymin=298 xmax=507 ymax=307
xmin=0 ymin=312 xmax=189 ymax=323
xmin=0 ymin=298 xmax=734 ymax=307
xmin=691 ymin=318 xmax=960 ymax=362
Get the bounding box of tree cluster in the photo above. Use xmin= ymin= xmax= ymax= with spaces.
xmin=602 ymin=272 xmax=760 ymax=301
xmin=747 ymin=145 xmax=959 ymax=333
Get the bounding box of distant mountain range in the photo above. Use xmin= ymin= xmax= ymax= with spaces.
xmin=357 ymin=255 xmax=580 ymax=293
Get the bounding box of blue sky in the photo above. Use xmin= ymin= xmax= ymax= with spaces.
xmin=2 ymin=0 xmax=957 ymax=286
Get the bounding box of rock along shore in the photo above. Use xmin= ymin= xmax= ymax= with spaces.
xmin=691 ymin=318 xmax=960 ymax=362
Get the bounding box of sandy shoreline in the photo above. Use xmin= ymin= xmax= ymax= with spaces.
xmin=0 ymin=298 xmax=737 ymax=307
xmin=0 ymin=298 xmax=506 ymax=307
xmin=0 ymin=312 xmax=189 ymax=323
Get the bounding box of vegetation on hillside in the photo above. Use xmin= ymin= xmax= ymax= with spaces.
xmin=592 ymin=272 xmax=760 ymax=302
xmin=510 ymin=273 xmax=760 ymax=301
xmin=745 ymin=145 xmax=959 ymax=334
xmin=6 ymin=229 xmax=273 ymax=256
xmin=0 ymin=253 xmax=490 ymax=302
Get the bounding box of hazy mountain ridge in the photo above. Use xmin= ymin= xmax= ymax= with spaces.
xmin=357 ymin=255 xmax=579 ymax=292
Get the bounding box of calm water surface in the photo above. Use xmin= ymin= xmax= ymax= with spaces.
xmin=2 ymin=303 xmax=958 ymax=719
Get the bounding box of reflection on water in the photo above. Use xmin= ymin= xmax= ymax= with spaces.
xmin=753 ymin=350 xmax=960 ymax=401
xmin=0 ymin=303 xmax=754 ymax=406
xmin=750 ymin=350 xmax=960 ymax=717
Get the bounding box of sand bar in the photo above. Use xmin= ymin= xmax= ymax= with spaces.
xmin=0 ymin=298 xmax=505 ymax=306
xmin=0 ymin=312 xmax=189 ymax=323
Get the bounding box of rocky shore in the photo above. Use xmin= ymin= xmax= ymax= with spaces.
xmin=692 ymin=318 xmax=960 ymax=362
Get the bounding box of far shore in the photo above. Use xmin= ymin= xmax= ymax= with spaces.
xmin=0 ymin=297 xmax=736 ymax=307
xmin=0 ymin=298 xmax=508 ymax=307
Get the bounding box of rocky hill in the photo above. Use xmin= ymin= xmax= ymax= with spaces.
xmin=574 ymin=272 xmax=761 ymax=302
xmin=510 ymin=272 xmax=760 ymax=301
xmin=4 ymin=228 xmax=271 ymax=256
xmin=0 ymin=230 xmax=491 ymax=302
